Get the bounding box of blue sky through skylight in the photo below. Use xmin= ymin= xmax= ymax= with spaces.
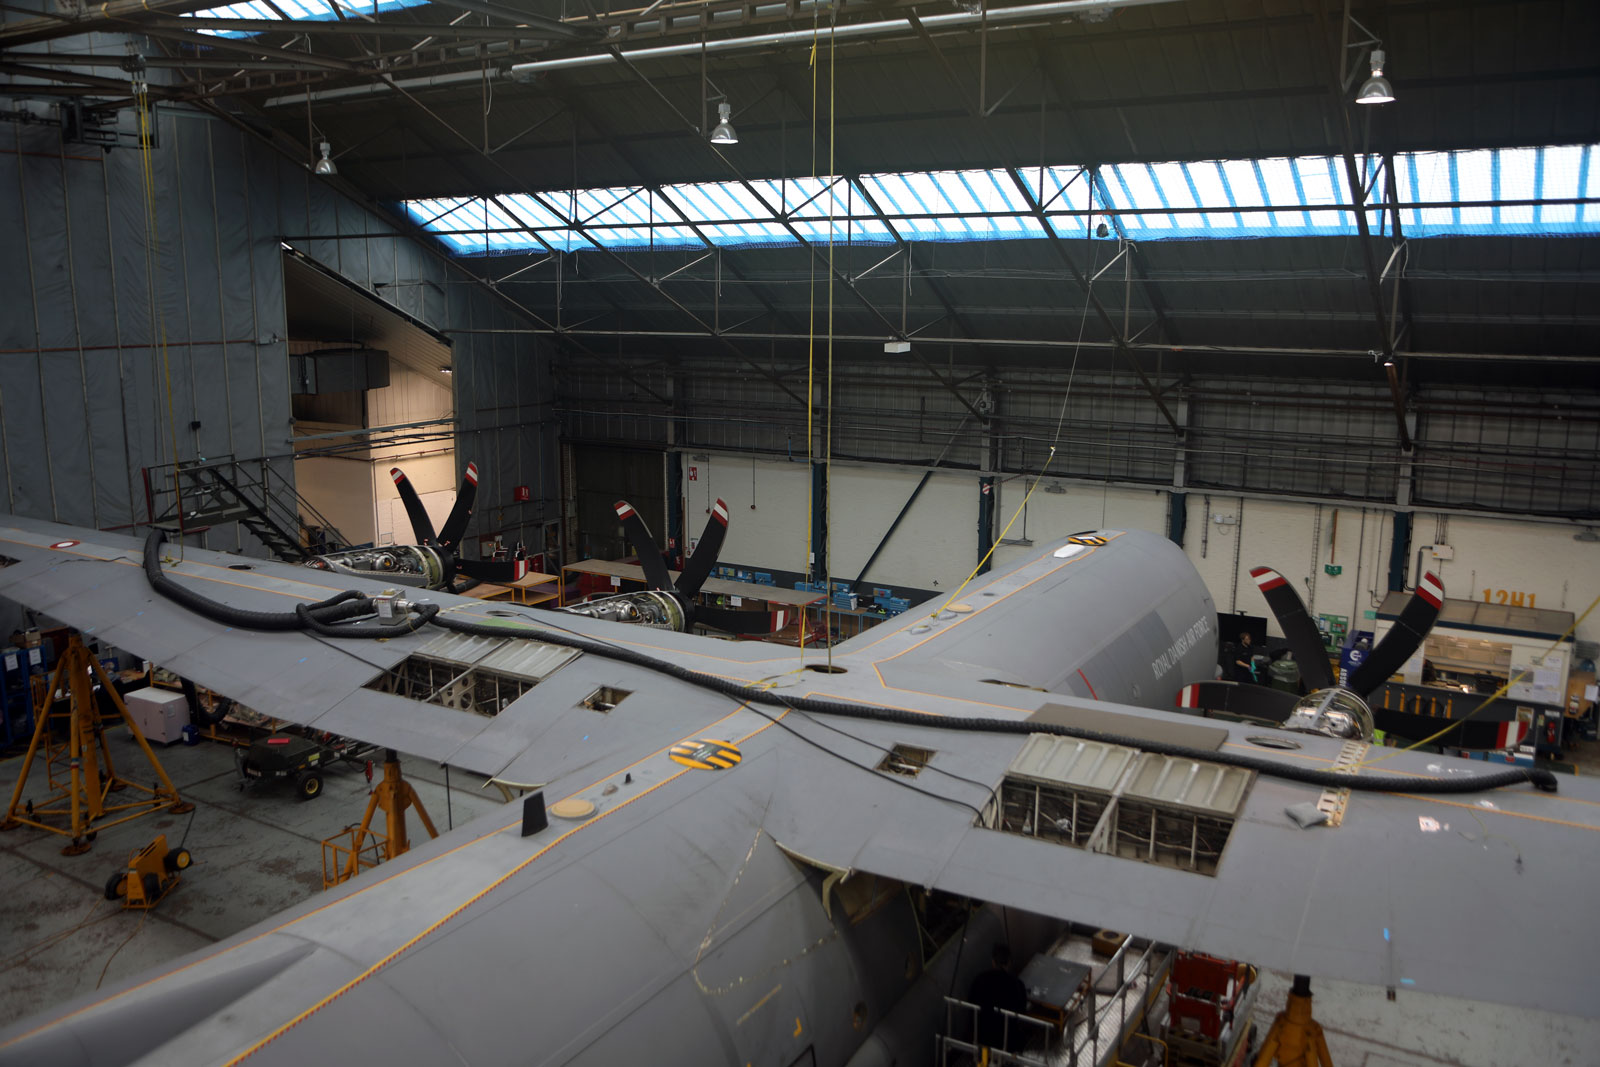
xmin=185 ymin=0 xmax=429 ymax=36
xmin=402 ymin=145 xmax=1599 ymax=256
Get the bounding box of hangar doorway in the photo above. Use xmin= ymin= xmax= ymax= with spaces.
xmin=284 ymin=250 xmax=457 ymax=553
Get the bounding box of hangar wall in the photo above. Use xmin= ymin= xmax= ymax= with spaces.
xmin=0 ymin=107 xmax=554 ymax=555
xmin=671 ymin=451 xmax=1600 ymax=647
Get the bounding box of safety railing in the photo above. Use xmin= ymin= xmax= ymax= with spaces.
xmin=141 ymin=454 xmax=351 ymax=557
xmin=321 ymin=824 xmax=387 ymax=889
xmin=937 ymin=938 xmax=1176 ymax=1067
xmin=938 ymin=997 xmax=1059 ymax=1067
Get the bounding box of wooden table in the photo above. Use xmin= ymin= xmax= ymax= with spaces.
xmin=464 ymin=571 xmax=562 ymax=606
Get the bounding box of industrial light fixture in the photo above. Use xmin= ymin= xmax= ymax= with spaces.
xmin=440 ymin=365 xmax=453 ymax=375
xmin=709 ymin=102 xmax=738 ymax=145
xmin=1356 ymin=49 xmax=1394 ymax=105
xmin=313 ymin=141 xmax=337 ymax=176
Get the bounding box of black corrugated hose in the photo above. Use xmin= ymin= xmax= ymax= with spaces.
xmin=143 ymin=530 xmax=1557 ymax=795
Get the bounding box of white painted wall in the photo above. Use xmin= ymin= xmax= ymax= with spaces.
xmin=990 ymin=481 xmax=1168 ymax=572
xmin=682 ymin=454 xmax=811 ymax=572
xmin=1408 ymin=511 xmax=1600 ymax=646
xmin=295 ymin=457 xmax=376 ymax=547
xmin=830 ymin=467 xmax=977 ymax=591
xmin=674 ymin=451 xmax=1600 ymax=647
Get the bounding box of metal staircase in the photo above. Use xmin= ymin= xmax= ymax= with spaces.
xmin=143 ymin=456 xmax=351 ymax=562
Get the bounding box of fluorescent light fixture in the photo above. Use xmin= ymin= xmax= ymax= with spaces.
xmin=440 ymin=365 xmax=453 ymax=375
xmin=884 ymin=340 xmax=910 ymax=354
xmin=709 ymin=102 xmax=738 ymax=145
xmin=1357 ymin=49 xmax=1394 ymax=105
xmin=313 ymin=141 xmax=337 ymax=176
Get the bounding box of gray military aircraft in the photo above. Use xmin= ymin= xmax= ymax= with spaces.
xmin=310 ymin=463 xmax=787 ymax=635
xmin=0 ymin=507 xmax=1594 ymax=1067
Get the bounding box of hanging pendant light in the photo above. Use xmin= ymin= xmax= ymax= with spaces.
xmin=1356 ymin=49 xmax=1394 ymax=105
xmin=313 ymin=141 xmax=338 ymax=175
xmin=709 ymin=102 xmax=738 ymax=145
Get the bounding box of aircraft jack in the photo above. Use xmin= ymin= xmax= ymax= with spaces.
xmin=1253 ymin=974 xmax=1334 ymax=1067
xmin=321 ymin=749 xmax=438 ymax=888
xmin=0 ymin=635 xmax=193 ymax=855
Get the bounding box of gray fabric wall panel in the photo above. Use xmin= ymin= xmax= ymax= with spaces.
xmin=0 ymin=132 xmax=33 ymax=353
xmin=20 ymin=147 xmax=74 ymax=353
xmin=38 ymin=352 xmax=93 ymax=525
xmin=212 ymin=132 xmax=256 ymax=344
xmin=82 ymin=350 xmax=134 ymax=527
xmin=104 ymin=147 xmax=152 ymax=354
xmin=2 ymin=107 xmax=552 ymax=554
xmin=303 ymin=174 xmax=340 ymax=271
xmin=175 ymin=118 xmax=225 ymax=344
xmin=3 ymin=356 xmax=51 ymax=517
xmin=335 ymin=198 xmax=371 ymax=290
xmin=64 ymin=158 xmax=118 ymax=350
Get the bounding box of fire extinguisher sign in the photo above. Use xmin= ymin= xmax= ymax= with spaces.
xmin=688 ymin=466 xmax=698 ymax=481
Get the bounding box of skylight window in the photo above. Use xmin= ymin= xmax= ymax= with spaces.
xmin=185 ymin=0 xmax=430 ymax=36
xmin=402 ymin=144 xmax=1599 ymax=256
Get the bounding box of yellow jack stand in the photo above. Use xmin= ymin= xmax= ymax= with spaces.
xmin=1 ymin=635 xmax=194 ymax=855
xmin=322 ymin=750 xmax=437 ymax=888
xmin=1254 ymin=974 xmax=1334 ymax=1067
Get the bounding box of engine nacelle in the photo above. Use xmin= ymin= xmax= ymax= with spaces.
xmin=555 ymin=590 xmax=686 ymax=631
xmin=305 ymin=545 xmax=448 ymax=589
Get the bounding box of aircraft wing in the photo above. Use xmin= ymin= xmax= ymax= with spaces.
xmin=757 ymin=705 xmax=1600 ymax=1018
xmin=0 ymin=516 xmax=829 ymax=781
xmin=2 ymin=515 xmax=1597 ymax=1066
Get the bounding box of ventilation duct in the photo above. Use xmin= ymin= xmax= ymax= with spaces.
xmin=290 ymin=351 xmax=391 ymax=394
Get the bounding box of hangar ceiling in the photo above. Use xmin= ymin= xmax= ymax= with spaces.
xmin=2 ymin=0 xmax=1597 ymax=499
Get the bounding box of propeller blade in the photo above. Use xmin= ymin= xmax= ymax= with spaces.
xmin=614 ymin=500 xmax=675 ymax=592
xmin=456 ymin=557 xmax=530 ymax=584
xmin=695 ymin=605 xmax=791 ymax=635
xmin=1175 ymin=681 xmax=1298 ymax=724
xmin=1372 ymin=706 xmax=1524 ymax=750
xmin=437 ymin=462 xmax=479 ymax=549
xmin=1246 ymin=567 xmax=1336 ymax=690
xmin=389 ymin=467 xmax=438 ymax=545
xmin=1348 ymin=572 xmax=1445 ymax=696
xmin=677 ymin=499 xmax=729 ymax=598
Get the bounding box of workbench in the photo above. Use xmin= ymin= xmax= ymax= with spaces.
xmin=462 ymin=571 xmax=562 ymax=606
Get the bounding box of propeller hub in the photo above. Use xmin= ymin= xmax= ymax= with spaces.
xmin=1283 ymin=687 xmax=1374 ymax=742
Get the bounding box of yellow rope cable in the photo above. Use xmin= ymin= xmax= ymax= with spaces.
xmin=1355 ymin=591 xmax=1600 ymax=767
xmin=931 ymin=447 xmax=1061 ymax=617
xmin=136 ymin=88 xmax=184 ymax=558
xmin=824 ymin=12 xmax=836 ymax=667
xmin=800 ymin=12 xmax=820 ymax=661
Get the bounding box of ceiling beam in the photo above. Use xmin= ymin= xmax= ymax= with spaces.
xmin=1319 ymin=0 xmax=1410 ymax=450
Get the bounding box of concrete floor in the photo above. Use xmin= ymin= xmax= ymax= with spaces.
xmin=0 ymin=725 xmax=506 ymax=1029
xmin=2 ymin=726 xmax=1598 ymax=1064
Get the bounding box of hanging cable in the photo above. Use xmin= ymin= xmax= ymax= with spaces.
xmin=133 ymin=59 xmax=185 ymax=558
xmin=139 ymin=530 xmax=1558 ymax=796
xmin=930 ymin=221 xmax=1104 ymax=617
xmin=824 ymin=9 xmax=837 ymax=669
xmin=800 ymin=5 xmax=821 ymax=662
xmin=1355 ymin=591 xmax=1600 ymax=767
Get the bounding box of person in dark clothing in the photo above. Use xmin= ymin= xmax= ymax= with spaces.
xmin=1232 ymin=631 xmax=1258 ymax=684
xmin=968 ymin=944 xmax=1029 ymax=1055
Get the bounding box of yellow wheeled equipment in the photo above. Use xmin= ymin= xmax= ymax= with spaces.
xmin=104 ymin=834 xmax=192 ymax=910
